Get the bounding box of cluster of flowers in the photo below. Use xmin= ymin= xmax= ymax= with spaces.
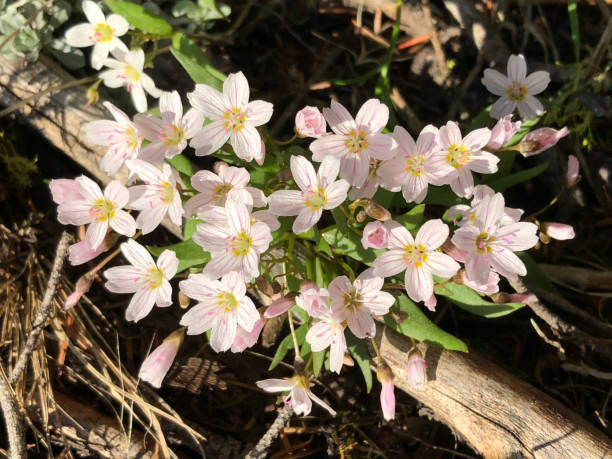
xmin=53 ymin=1 xmax=580 ymax=421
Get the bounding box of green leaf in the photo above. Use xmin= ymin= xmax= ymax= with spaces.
xmin=312 ymin=350 xmax=326 ymax=377
xmin=435 ymin=282 xmax=524 ymax=318
xmin=148 ymin=239 xmax=210 ymax=273
xmin=105 ymin=0 xmax=172 ymax=35
xmin=269 ymin=324 xmax=308 ymax=370
xmin=171 ymin=32 xmax=225 ymax=88
xmin=383 ymin=295 xmax=468 ymax=352
xmin=314 ymin=256 xmax=326 ymax=287
xmin=395 ymin=204 xmax=425 ymax=234
xmin=504 ymin=118 xmax=540 ymax=148
xmin=183 ymin=218 xmax=201 ymax=240
xmin=322 ymin=226 xmax=380 ymax=265
xmin=346 ymin=330 xmax=373 ymax=393
xmin=424 ymin=185 xmax=464 ymax=207
xmin=486 ymin=161 xmax=549 ymax=192
xmin=167 ymin=154 xmax=195 ymax=177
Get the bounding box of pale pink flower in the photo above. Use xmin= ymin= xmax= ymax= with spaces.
xmin=104 ymin=239 xmax=178 ymax=322
xmin=430 ymin=121 xmax=498 ymax=198
xmin=378 ymin=125 xmax=453 ymax=203
xmin=542 ymin=222 xmax=575 ymax=240
xmin=263 ymin=295 xmax=295 ymax=318
xmin=125 ymin=159 xmax=184 ymax=234
xmin=139 ymin=328 xmax=185 ymax=388
xmin=487 ymin=115 xmax=521 ymax=151
xmin=295 ymin=285 xmax=330 ymax=318
xmin=187 ymin=71 xmax=273 ymax=163
xmin=448 ymin=184 xmax=523 ymax=227
xmin=56 ymin=176 xmax=136 ymax=250
xmin=305 ymin=309 xmax=347 ymax=373
xmin=179 ymin=271 xmax=259 ymax=352
xmin=566 ymin=155 xmax=580 ymax=186
xmin=268 ymin=155 xmax=350 ymax=234
xmin=256 ymin=376 xmax=336 ymax=416
xmin=462 ymin=270 xmax=500 ymax=295
xmin=64 ymin=273 xmax=94 ymax=310
xmin=406 ymin=353 xmax=427 ymax=390
xmin=328 ymin=269 xmax=395 ymax=339
xmin=373 ymin=220 xmax=460 ymax=303
xmin=310 ymin=99 xmax=396 ymax=187
xmin=68 ymin=239 xmax=106 ymax=265
xmin=100 ymin=48 xmax=161 ymax=113
xmin=423 ymin=294 xmax=437 ymax=312
xmin=482 ymin=54 xmax=550 ymax=120
xmin=50 ymin=179 xmax=82 ymax=205
xmin=380 ymin=382 xmax=395 ymax=421
xmin=452 ymin=193 xmax=539 ymax=285
xmin=295 ymin=106 xmax=326 ymax=138
xmin=134 ymin=91 xmax=205 ymax=163
xmin=85 ymin=102 xmax=143 ymax=175
xmin=348 ymin=164 xmax=383 ymax=200
xmin=65 ymin=0 xmax=129 ymax=70
xmin=231 ymin=317 xmax=264 ymax=353
xmin=184 ymin=166 xmax=265 ymax=217
xmin=193 ymin=199 xmax=272 ymax=281
xmin=361 ymin=221 xmax=389 ymax=249
xmin=519 ymin=127 xmax=569 ymax=157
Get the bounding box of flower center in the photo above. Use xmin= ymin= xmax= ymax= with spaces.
xmin=403 ymin=244 xmax=428 ymax=267
xmin=218 ymin=291 xmax=238 ymax=312
xmin=304 ymin=187 xmax=328 ymax=210
xmin=124 ymin=64 xmax=141 ymax=83
xmin=344 ymin=129 xmax=369 ymax=155
xmin=223 ymin=108 xmax=246 ymax=133
xmin=343 ymin=288 xmax=363 ymax=313
xmin=446 ymin=144 xmax=471 ymax=169
xmin=93 ymin=23 xmax=114 ymax=42
xmin=231 ymin=231 xmax=252 ymax=256
xmin=159 ymin=124 xmax=185 ymax=146
xmin=405 ymin=154 xmax=426 ymax=176
xmin=90 ymin=199 xmax=115 ymax=221
xmin=290 ymin=374 xmax=311 ymax=390
xmin=159 ymin=182 xmax=175 ymax=203
xmin=475 ymin=232 xmax=495 ymax=255
xmin=213 ymin=184 xmax=233 ymax=204
xmin=124 ymin=126 xmax=139 ymax=150
xmin=507 ymin=81 xmax=527 ymax=101
xmin=146 ymin=267 xmax=164 ymax=289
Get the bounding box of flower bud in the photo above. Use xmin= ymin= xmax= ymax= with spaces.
xmin=406 ymin=351 xmax=427 ymax=390
xmin=376 ymin=363 xmax=395 ymax=421
xmin=68 ymin=240 xmax=105 ymax=266
xmin=64 ymin=271 xmax=95 ymax=310
xmin=566 ymin=155 xmax=580 ymax=187
xmin=294 ymin=106 xmax=326 ymax=138
xmin=85 ymin=87 xmax=99 ymax=107
xmin=296 ymin=285 xmax=330 ymax=318
xmin=365 ymin=201 xmax=391 ymax=221
xmin=263 ymin=294 xmax=297 ymax=318
xmin=541 ymin=222 xmax=575 ymax=241
xmin=178 ymin=291 xmax=191 ymax=309
xmin=256 ymin=276 xmax=275 ymax=296
xmin=487 ymin=115 xmax=521 ymax=151
xmin=356 ymin=210 xmax=366 ymax=223
xmin=138 ymin=328 xmax=185 ymax=388
xmin=213 ymin=161 xmax=229 ymax=175
xmin=519 ymin=127 xmax=569 ymax=157
xmin=361 ymin=221 xmax=389 ymax=250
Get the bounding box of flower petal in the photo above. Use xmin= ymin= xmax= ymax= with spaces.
xmin=415 ymin=219 xmax=449 ymax=249
xmin=355 ymin=98 xmax=388 ymax=133
xmin=125 ymin=288 xmax=156 ymax=322
xmin=405 ymin=266 xmax=433 ymax=303
xmin=322 ymin=99 xmax=356 ymax=135
xmin=246 ymin=100 xmax=273 ymax=126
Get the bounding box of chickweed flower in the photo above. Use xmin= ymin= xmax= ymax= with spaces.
xmin=256 ymin=376 xmax=336 ymax=416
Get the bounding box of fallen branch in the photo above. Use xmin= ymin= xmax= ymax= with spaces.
xmin=0 ymin=367 xmax=25 ymax=459
xmin=245 ymin=405 xmax=293 ymax=459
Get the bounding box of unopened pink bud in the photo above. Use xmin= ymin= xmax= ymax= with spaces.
xmin=213 ymin=161 xmax=229 ymax=175
xmin=407 ymin=353 xmax=427 ymax=390
xmin=566 ymin=155 xmax=580 ymax=186
xmin=519 ymin=127 xmax=569 ymax=157
xmin=424 ymin=294 xmax=437 ymax=312
xmin=361 ymin=221 xmax=389 ymax=249
xmin=380 ymin=381 xmax=395 ymax=421
xmin=139 ymin=328 xmax=185 ymax=388
xmin=295 ymin=106 xmax=326 ymax=138
xmin=296 ymin=285 xmax=330 ymax=318
xmin=264 ymin=294 xmax=296 ymax=318
xmin=542 ymin=222 xmax=575 ymax=240
xmin=68 ymin=240 xmax=105 ymax=265
xmin=64 ymin=272 xmax=95 ymax=310
xmin=487 ymin=115 xmax=521 ymax=151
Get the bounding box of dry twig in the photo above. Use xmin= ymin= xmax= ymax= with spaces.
xmin=245 ymin=405 xmax=294 ymax=459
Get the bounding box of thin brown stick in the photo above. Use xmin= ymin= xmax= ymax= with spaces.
xmin=245 ymin=405 xmax=293 ymax=459
xmin=9 ymin=231 xmax=72 ymax=385
xmin=0 ymin=366 xmax=25 ymax=459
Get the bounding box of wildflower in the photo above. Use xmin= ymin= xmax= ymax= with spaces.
xmin=139 ymin=328 xmax=185 ymax=388
xmin=406 ymin=352 xmax=427 ymax=390
xmin=85 ymin=102 xmax=143 ymax=175
xmin=100 ymin=48 xmax=161 ymax=113
xmin=256 ymin=376 xmax=336 ymax=416
xmin=187 ymin=71 xmax=273 ymax=163
xmin=295 ymin=106 xmax=326 ymax=138
xmin=65 ymin=0 xmax=129 ymax=70
xmin=430 ymin=121 xmax=498 ymax=198
xmin=56 ymin=176 xmax=136 ymax=250
xmin=104 ymin=239 xmax=177 ymax=321
xmin=541 ymin=222 xmax=575 ymax=241
xmin=361 ymin=221 xmax=390 ymax=250
xmin=305 ymin=309 xmax=347 ymax=373
xmin=268 ymin=155 xmax=350 ymax=234
xmin=451 ymin=193 xmax=539 ymax=285
xmin=328 ymin=269 xmax=395 ymax=339
xmin=566 ymin=155 xmax=580 ymax=186
xmin=487 ymin=115 xmax=521 ymax=151
xmin=179 ymin=271 xmax=260 ymax=352
xmin=378 ymin=125 xmax=453 ymax=203
xmin=373 ymin=219 xmax=460 ymax=303
xmin=348 ymin=160 xmax=387 ymax=200
xmin=295 ymin=284 xmax=330 ymax=318
xmin=377 ymin=363 xmax=395 ymax=421
xmin=519 ymin=127 xmax=570 ymax=157
xmin=68 ymin=239 xmax=106 ymax=265
xmin=231 ymin=317 xmax=265 ymax=353
xmin=134 ymin=91 xmax=205 ymax=163
xmin=447 ymin=184 xmax=523 ymax=227
xmin=481 ymin=54 xmax=550 ymax=120
xmin=184 ymin=166 xmax=265 ymax=217
xmin=310 ymin=99 xmax=395 ymax=187
xmin=193 ymin=199 xmax=272 ymax=281
xmin=125 ymin=160 xmax=184 ymax=234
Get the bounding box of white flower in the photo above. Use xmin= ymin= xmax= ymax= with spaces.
xmin=65 ymin=0 xmax=129 ymax=70
xmin=100 ymin=48 xmax=161 ymax=113
xmin=256 ymin=376 xmax=336 ymax=416
xmin=482 ymin=54 xmax=550 ymax=120
xmin=305 ymin=309 xmax=347 ymax=374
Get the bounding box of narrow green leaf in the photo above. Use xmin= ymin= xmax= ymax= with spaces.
xmin=486 ymin=161 xmax=549 ymax=192
xmin=435 ymin=282 xmax=524 ymax=318
xmin=171 ymin=32 xmax=224 ymax=89
xmin=148 ymin=239 xmax=210 ymax=273
xmin=424 ymin=185 xmax=463 ymax=207
xmin=167 ymin=154 xmax=195 ymax=177
xmin=322 ymin=226 xmax=380 ymax=265
xmin=105 ymin=0 xmax=172 ymax=35
xmin=312 ymin=350 xmax=326 ymax=377
xmin=269 ymin=324 xmax=308 ymax=370
xmin=568 ymin=0 xmax=581 ymax=62
xmin=395 ymin=204 xmax=425 ymax=234
xmin=346 ymin=330 xmax=373 ymax=393
xmin=383 ymin=295 xmax=468 ymax=352
xmin=183 ymin=218 xmax=200 ymax=240
xmin=314 ymin=256 xmax=326 ymax=287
